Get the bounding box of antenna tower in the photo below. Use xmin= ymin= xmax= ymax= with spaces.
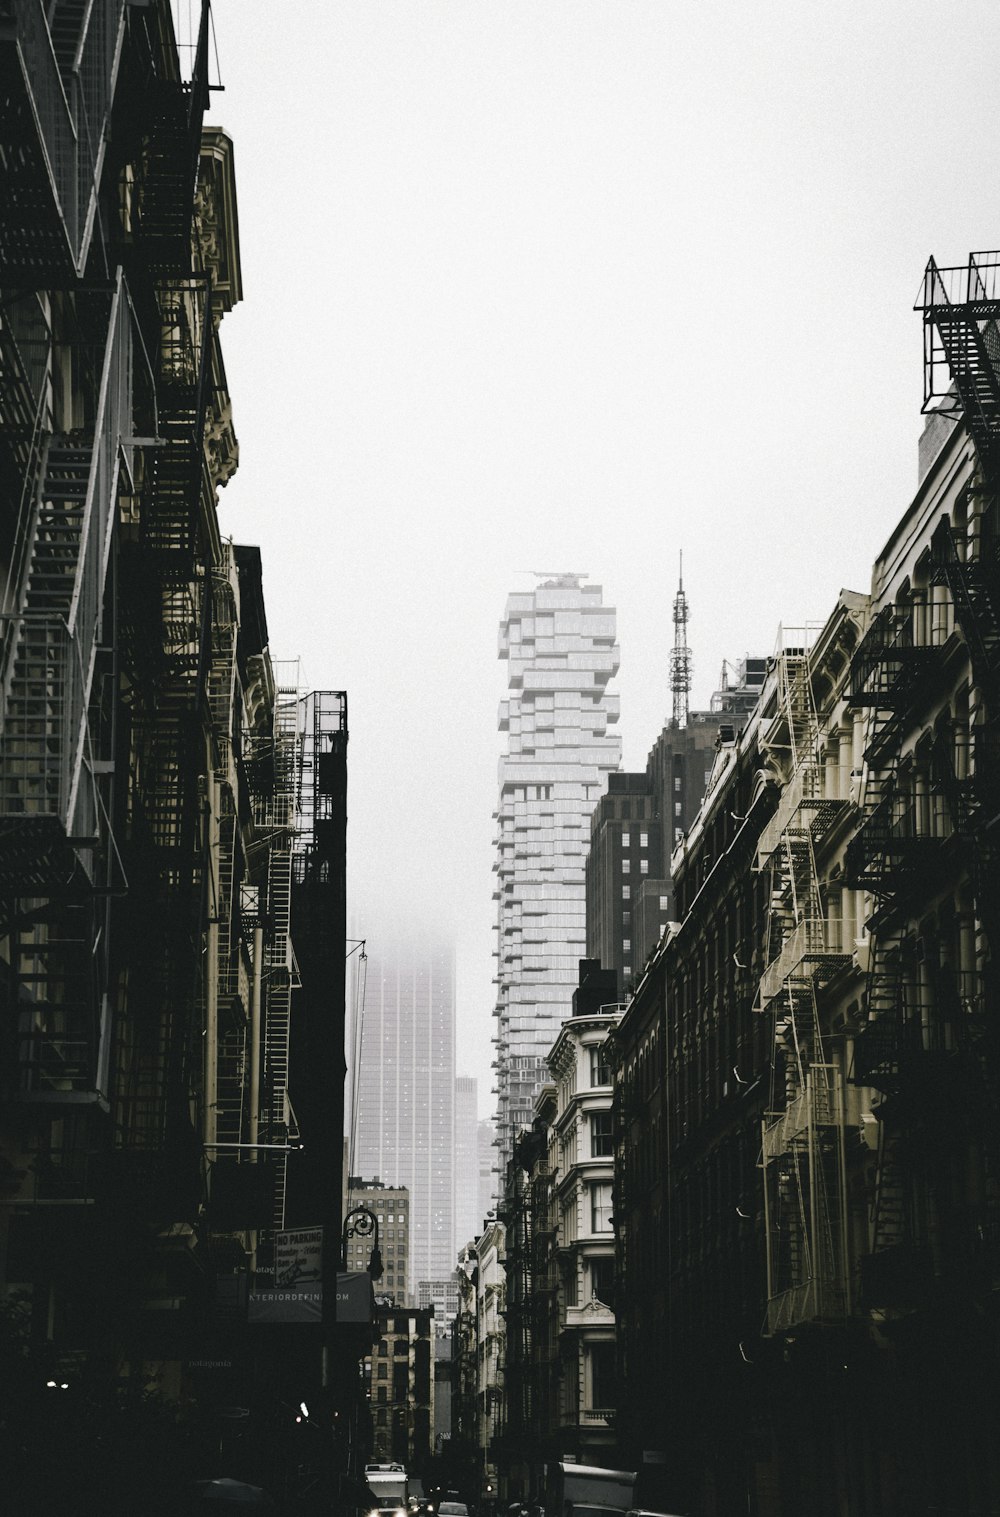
xmin=670 ymin=553 xmax=692 ymax=727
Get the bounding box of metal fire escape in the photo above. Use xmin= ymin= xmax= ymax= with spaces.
xmin=838 ymin=250 xmax=1000 ymax=1306
xmin=260 ymin=666 xmax=301 ymax=1230
xmin=845 ymin=601 xmax=942 ymax=1105
xmin=114 ymin=269 xmax=212 ymax=1206
xmin=208 ymin=546 xmax=248 ymax=1151
xmin=0 ymin=0 xmax=129 ymax=281
xmin=96 ymin=3 xmax=212 ymax=1212
xmin=755 ymin=630 xmax=852 ymax=1333
xmin=916 ymin=252 xmax=1000 ymax=959
xmin=0 ymin=273 xmax=142 ymax=1121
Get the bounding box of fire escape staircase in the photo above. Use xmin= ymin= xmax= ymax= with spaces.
xmin=0 ymin=0 xmax=127 ymax=282
xmin=845 ymin=603 xmax=945 ymax=915
xmin=916 ymin=253 xmax=1000 ymax=479
xmin=133 ymin=0 xmax=211 ymax=277
xmin=0 ymin=275 xmax=136 ymax=888
xmin=0 ymin=439 xmax=93 ymax=884
xmin=917 ymin=253 xmax=1000 ymax=961
xmin=10 ymin=896 xmax=107 ymax=1106
xmin=755 ymin=644 xmax=851 ymax=1333
xmin=261 ymin=681 xmax=300 ymax=1231
xmin=0 ymin=292 xmax=50 ymax=499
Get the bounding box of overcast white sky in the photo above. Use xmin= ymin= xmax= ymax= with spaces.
xmin=205 ymin=1 xmax=1000 ymax=1115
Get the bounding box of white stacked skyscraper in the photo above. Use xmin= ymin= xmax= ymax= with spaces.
xmin=493 ymin=575 xmax=621 ymax=1184
xmin=349 ymin=927 xmax=456 ymax=1290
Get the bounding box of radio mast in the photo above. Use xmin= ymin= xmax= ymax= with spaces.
xmin=670 ymin=553 xmax=692 ymax=727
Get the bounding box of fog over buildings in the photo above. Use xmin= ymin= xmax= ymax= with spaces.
xmin=348 ymin=927 xmax=457 ymax=1287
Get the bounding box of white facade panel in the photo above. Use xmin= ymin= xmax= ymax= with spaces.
xmin=492 ymin=576 xmax=621 ymax=1191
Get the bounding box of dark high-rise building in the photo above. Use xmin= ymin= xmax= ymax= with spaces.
xmin=586 ymin=659 xmax=766 ymax=992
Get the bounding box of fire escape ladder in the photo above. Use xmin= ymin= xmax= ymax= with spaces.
xmin=761 ymin=1059 xmax=848 ymax=1334
xmin=1 ymin=274 xmax=136 ymax=890
xmin=871 ymin=1129 xmax=908 ymax=1256
xmin=0 ymin=1 xmax=127 ymax=281
xmin=215 ymin=810 xmax=246 ymax=1149
xmin=209 ymin=549 xmax=246 ymax=1149
xmin=858 ymin=1121 xmax=930 ymax=1311
xmin=2 ymin=433 xmax=90 ymax=740
xmin=0 ymin=292 xmax=51 ymax=506
xmin=783 ymin=648 xmax=820 ymax=783
xmin=756 ymin=640 xmax=851 ymax=1333
xmin=850 ymin=927 xmax=908 ymax=1092
xmin=12 ymin=897 xmax=105 ymax=1102
xmin=263 ymin=682 xmax=300 ymax=1231
xmin=145 ymin=279 xmax=211 ymax=568
xmin=931 ymin=516 xmax=1000 ymax=710
xmin=134 ymin=0 xmax=211 ymax=275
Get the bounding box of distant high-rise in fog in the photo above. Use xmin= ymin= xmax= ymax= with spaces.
xmin=348 ymin=928 xmax=456 ymax=1285
xmin=478 ymin=1118 xmax=495 ymax=1231
xmin=454 ymin=1076 xmax=480 ymax=1249
xmin=493 ymin=574 xmax=621 ymax=1183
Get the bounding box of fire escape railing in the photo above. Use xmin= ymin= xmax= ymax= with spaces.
xmin=0 ymin=269 xmax=140 ymax=864
xmin=0 ymin=0 xmax=127 ymax=280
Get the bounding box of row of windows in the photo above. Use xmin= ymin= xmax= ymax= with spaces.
xmin=621 ymin=858 xmax=650 ymax=874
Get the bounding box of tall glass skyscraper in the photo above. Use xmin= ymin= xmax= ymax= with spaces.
xmin=493 ymin=575 xmax=621 ymax=1184
xmin=349 ymin=928 xmax=456 ymax=1289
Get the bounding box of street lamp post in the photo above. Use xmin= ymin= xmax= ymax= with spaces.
xmin=341 ymin=1205 xmax=384 ymax=1280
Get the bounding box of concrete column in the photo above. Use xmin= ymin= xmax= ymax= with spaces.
xmin=931 ymin=584 xmax=950 ymax=646
xmin=839 ymin=728 xmax=853 ymax=801
xmin=824 ymin=740 xmax=839 ymax=802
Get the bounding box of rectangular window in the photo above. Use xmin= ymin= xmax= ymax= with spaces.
xmin=674 ymin=777 xmax=682 ymax=792
xmin=590 ymin=1111 xmax=614 ymax=1157
xmin=622 ymin=938 xmax=631 ymax=952
xmin=622 ymin=885 xmax=630 ymax=900
xmin=622 ymin=911 xmax=630 ymax=926
xmin=622 ymin=963 xmax=631 ymax=976
xmin=621 ymin=832 xmax=630 ymax=848
xmin=621 ymin=858 xmax=630 ymax=873
xmin=591 ymin=1256 xmax=615 ymax=1303
xmin=590 ymin=1342 xmax=616 ymax=1409
xmin=674 ymin=801 xmax=682 ymax=816
xmin=591 ymin=1181 xmax=613 ymax=1233
xmin=590 ymin=1047 xmax=611 ymax=1087
xmin=640 ymin=859 xmax=648 ymax=874
xmin=660 ymin=895 xmax=669 ymax=910
xmin=639 ymin=832 xmax=648 ymax=848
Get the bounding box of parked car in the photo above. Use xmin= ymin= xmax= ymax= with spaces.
xmin=625 ymin=1507 xmax=688 ymax=1517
